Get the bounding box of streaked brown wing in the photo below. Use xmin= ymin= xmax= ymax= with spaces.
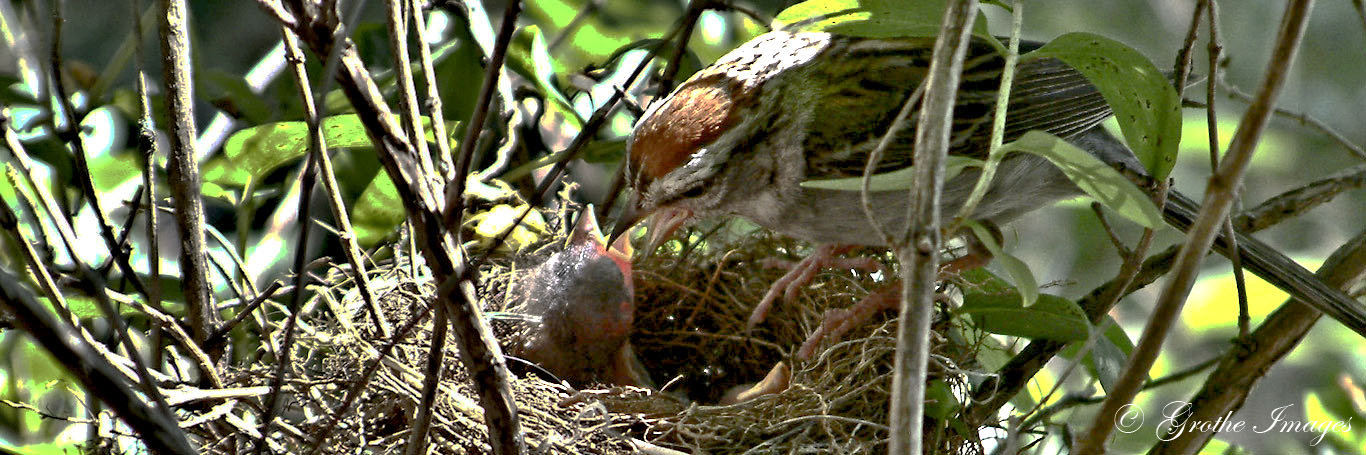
xmin=802 ymin=37 xmax=1111 ymax=181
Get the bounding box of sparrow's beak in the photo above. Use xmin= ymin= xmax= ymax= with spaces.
xmin=608 ymin=196 xmax=645 ymax=247
xmin=643 ymin=207 xmax=691 ymax=253
xmin=608 ymin=195 xmax=692 ymax=256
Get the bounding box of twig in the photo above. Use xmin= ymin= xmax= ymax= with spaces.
xmin=890 ymin=2 xmax=979 ymax=454
xmin=1075 ymin=1 xmax=1316 ymax=452
xmin=0 ymin=110 xmax=81 ymax=268
xmin=254 ymin=146 xmax=319 ymax=454
xmin=1234 ymin=164 xmax=1366 ymax=232
xmin=1089 ymin=202 xmax=1131 ymax=256
xmin=157 ymin=0 xmax=218 ymax=354
xmin=206 ymin=280 xmax=283 ymax=346
xmin=49 ymin=0 xmax=151 ymax=303
xmin=306 ymin=304 xmax=432 ymax=454
xmin=0 ymin=198 xmax=74 ymax=324
xmin=1018 ymin=355 xmax=1221 ymax=431
xmin=410 ymin=0 xmax=455 ymax=176
xmin=282 ymin=28 xmax=391 ymax=339
xmin=1216 ymin=79 xmax=1366 ymax=161
xmin=385 ymin=0 xmax=434 ymax=176
xmin=953 ymin=0 xmax=1022 ymax=223
xmin=444 ymin=0 xmax=522 ymax=231
xmin=404 ymin=303 xmax=449 ymax=455
xmin=1199 ymin=0 xmax=1252 ymax=337
xmin=860 ymin=80 xmax=927 ymax=246
xmin=129 ymin=0 xmax=164 ymax=366
xmin=1150 ymin=228 xmax=1366 ymax=454
xmin=265 ymin=1 xmax=527 ymax=452
xmin=658 ymin=0 xmax=712 ymax=94
xmin=0 ymin=267 xmax=195 ymax=454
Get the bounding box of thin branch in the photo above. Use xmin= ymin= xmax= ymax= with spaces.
xmin=385 ymin=0 xmax=434 ymax=176
xmin=132 ymin=4 xmax=166 ymax=366
xmin=658 ymin=0 xmax=712 ymax=94
xmin=49 ymin=0 xmax=151 ymax=302
xmin=253 ymin=148 xmax=319 ymax=455
xmin=282 ymin=28 xmax=390 ymax=338
xmin=270 ymin=1 xmax=527 ymax=452
xmin=1234 ymin=164 xmax=1366 ymax=232
xmin=158 ymin=0 xmax=218 ymax=354
xmin=404 ymin=303 xmax=449 ymax=455
xmin=1075 ymin=1 xmax=1316 ymax=452
xmin=1198 ymin=0 xmax=1252 ymax=337
xmin=443 ymin=0 xmax=522 ymax=231
xmin=0 ymin=269 xmax=195 ymax=455
xmin=306 ymin=304 xmax=432 ymax=454
xmin=206 ymin=280 xmax=284 ymax=346
xmin=953 ymin=0 xmax=1022 ymax=223
xmin=890 ymin=1 xmax=979 ymax=454
xmin=1151 ymin=228 xmax=1366 ymax=455
xmin=410 ymin=0 xmax=455 ymax=176
xmin=1216 ymin=79 xmax=1366 ymax=161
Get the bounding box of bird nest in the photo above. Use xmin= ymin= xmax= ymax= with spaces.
xmin=279 ymin=211 xmax=992 ymax=454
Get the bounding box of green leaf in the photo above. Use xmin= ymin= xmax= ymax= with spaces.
xmin=202 ymin=70 xmax=273 ymax=124
xmin=800 ymin=155 xmax=983 ymax=191
xmin=924 ymin=380 xmax=959 ymax=419
xmin=959 ymin=269 xmax=1089 ymax=342
xmin=350 ymin=173 xmax=406 ymax=248
xmin=964 ymin=220 xmax=1037 ymax=307
xmin=1024 ymin=33 xmax=1182 ymax=180
xmin=211 ymin=115 xmax=453 ymax=188
xmin=1060 ymin=317 xmax=1132 ymax=392
xmin=212 ymin=115 xmax=370 ymax=187
xmin=508 ymin=25 xmax=583 ymax=131
xmin=464 ymin=204 xmax=548 ymax=252
xmin=87 ymin=150 xmax=141 ymax=194
xmin=1003 ymin=131 xmax=1164 ymax=229
xmin=774 ymin=0 xmax=995 ymax=44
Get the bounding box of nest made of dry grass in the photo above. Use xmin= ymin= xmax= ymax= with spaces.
xmin=266 ymin=211 xmax=996 ymax=454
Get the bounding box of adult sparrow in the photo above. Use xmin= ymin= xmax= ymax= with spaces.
xmin=608 ymin=30 xmax=1366 ymax=352
xmin=608 ymin=31 xmax=1131 ymax=352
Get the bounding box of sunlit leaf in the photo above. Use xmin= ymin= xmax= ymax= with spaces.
xmin=1004 ymin=131 xmax=1164 ymax=229
xmin=774 ymin=0 xmax=996 ymax=45
xmin=1024 ymin=33 xmax=1182 ymax=180
xmin=351 ymin=173 xmax=405 ymax=248
xmin=211 ymin=115 xmax=452 ymax=188
xmin=465 ymin=204 xmax=548 ymax=252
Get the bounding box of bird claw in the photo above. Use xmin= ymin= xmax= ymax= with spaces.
xmin=796 ymin=285 xmax=901 ymax=360
xmin=746 ymin=244 xmax=882 ymax=330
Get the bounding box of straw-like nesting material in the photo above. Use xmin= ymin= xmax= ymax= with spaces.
xmin=279 ymin=210 xmax=991 ymax=454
